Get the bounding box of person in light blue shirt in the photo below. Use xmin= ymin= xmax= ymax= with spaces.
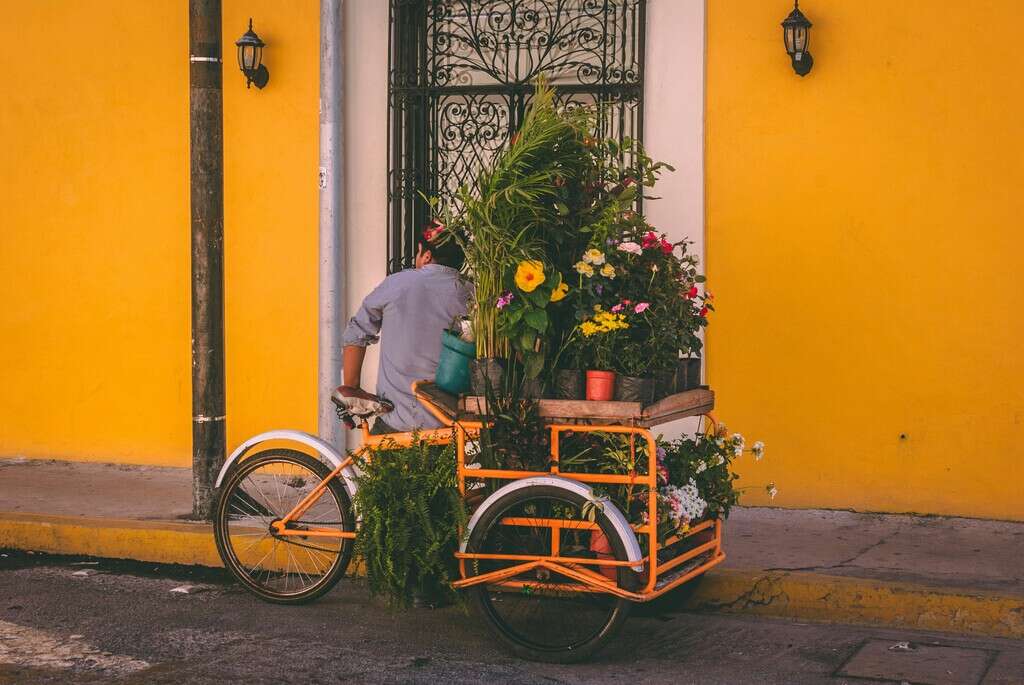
xmin=339 ymin=229 xmax=470 ymax=433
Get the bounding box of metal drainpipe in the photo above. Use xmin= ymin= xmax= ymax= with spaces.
xmin=318 ymin=0 xmax=345 ymax=452
xmin=189 ymin=0 xmax=226 ymax=519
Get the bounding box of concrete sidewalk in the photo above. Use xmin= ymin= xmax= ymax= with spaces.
xmin=1 ymin=457 xmax=1022 ymax=640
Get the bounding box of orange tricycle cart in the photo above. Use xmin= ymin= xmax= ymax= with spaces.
xmin=212 ymin=381 xmax=725 ymax=663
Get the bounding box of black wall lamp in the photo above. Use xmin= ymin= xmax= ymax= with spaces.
xmin=781 ymin=1 xmax=813 ymax=76
xmin=235 ymin=18 xmax=269 ymax=89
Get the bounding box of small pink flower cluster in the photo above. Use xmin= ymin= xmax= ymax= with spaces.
xmin=495 ymin=291 xmax=514 ymax=309
xmin=610 ymin=299 xmax=650 ymax=315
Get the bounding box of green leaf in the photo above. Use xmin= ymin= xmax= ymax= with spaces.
xmin=524 ymin=308 xmax=548 ymax=333
xmin=523 ymin=351 xmax=545 ymax=379
xmin=555 ymin=202 xmax=569 ymax=216
xmin=695 ymin=275 xmax=706 ymax=283
xmin=519 ymin=330 xmax=536 ymax=351
xmin=617 ymin=186 xmax=637 ymax=203
xmin=525 ymin=287 xmax=549 ymax=308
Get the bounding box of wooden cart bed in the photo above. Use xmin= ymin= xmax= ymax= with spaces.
xmin=414 ymin=381 xmax=714 ymax=428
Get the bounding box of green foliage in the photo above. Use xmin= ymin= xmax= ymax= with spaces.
xmin=437 ymin=81 xmax=590 ymax=363
xmin=476 ymin=394 xmax=552 ymax=474
xmin=353 ymin=436 xmax=467 ymax=608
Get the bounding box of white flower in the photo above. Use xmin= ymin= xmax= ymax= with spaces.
xmin=714 ymin=454 xmax=725 ymax=466
xmin=617 ymin=241 xmax=642 ymax=255
xmin=659 ymin=480 xmax=707 ymax=527
xmin=464 ymin=440 xmax=480 ymax=457
xmin=767 ymin=483 xmax=778 ymax=500
xmin=751 ymin=441 xmax=765 ymax=461
xmin=696 ymin=461 xmax=707 ymax=473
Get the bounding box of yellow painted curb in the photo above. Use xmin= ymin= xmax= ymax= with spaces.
xmin=2 ymin=512 xmax=1022 ymax=641
xmin=689 ymin=568 xmax=1024 ymax=640
xmin=0 ymin=512 xmax=222 ymax=568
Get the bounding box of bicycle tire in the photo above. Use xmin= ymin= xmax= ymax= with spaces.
xmin=464 ymin=485 xmax=634 ymax=663
xmin=214 ymin=449 xmax=354 ymax=605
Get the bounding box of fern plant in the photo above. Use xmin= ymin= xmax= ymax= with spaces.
xmin=353 ymin=436 xmax=467 ymax=608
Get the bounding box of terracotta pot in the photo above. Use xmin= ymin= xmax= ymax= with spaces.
xmin=585 ymin=370 xmax=616 ymax=401
xmin=615 ymin=375 xmax=655 ymax=404
xmin=589 ymin=531 xmax=618 ymax=581
xmin=553 ymin=369 xmax=584 ymax=399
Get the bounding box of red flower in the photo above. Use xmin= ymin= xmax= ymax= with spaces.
xmin=699 ymin=306 xmax=709 ymax=317
xmin=686 ymin=286 xmax=698 ymax=299
xmin=422 ymin=219 xmax=444 ymax=242
xmin=641 ymin=231 xmax=659 ymax=249
xmin=660 ymin=238 xmax=673 ymax=254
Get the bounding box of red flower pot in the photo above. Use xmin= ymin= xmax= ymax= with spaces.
xmin=589 ymin=531 xmax=618 ymax=581
xmin=585 ymin=370 xmax=616 ymax=401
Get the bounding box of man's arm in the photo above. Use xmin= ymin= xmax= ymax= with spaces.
xmin=342 ymin=345 xmax=366 ymax=388
xmin=339 ymin=277 xmax=393 ymax=391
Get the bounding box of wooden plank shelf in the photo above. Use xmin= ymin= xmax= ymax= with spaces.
xmin=416 ymin=381 xmax=714 ymax=428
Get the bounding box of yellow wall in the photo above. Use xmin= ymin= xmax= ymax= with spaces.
xmin=706 ymin=0 xmax=1024 ymax=519
xmin=0 ymin=2 xmax=319 ymax=466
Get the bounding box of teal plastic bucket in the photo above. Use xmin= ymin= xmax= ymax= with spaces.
xmin=435 ymin=329 xmax=475 ymax=395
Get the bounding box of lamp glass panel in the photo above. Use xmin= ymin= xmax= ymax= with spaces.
xmin=784 ymin=26 xmax=795 ymax=55
xmin=240 ymin=45 xmax=258 ymax=71
xmin=794 ymin=27 xmax=807 ymax=53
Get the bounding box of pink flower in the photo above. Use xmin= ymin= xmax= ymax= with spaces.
xmin=634 ymin=302 xmax=650 ymax=314
xmin=610 ymin=304 xmax=624 ymax=313
xmin=660 ymin=238 xmax=673 ymax=254
xmin=496 ymin=291 xmax=515 ymax=309
xmin=641 ymin=231 xmax=659 ymax=249
xmin=657 ymin=463 xmax=670 ymax=485
xmin=617 ymin=241 xmax=642 ymax=255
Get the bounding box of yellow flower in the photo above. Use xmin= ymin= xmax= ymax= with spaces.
xmin=583 ymin=248 xmax=606 ymax=265
xmin=580 ymin=321 xmax=599 ymax=336
xmin=514 ymin=260 xmax=545 ymax=292
xmin=574 ymin=261 xmax=594 ymax=277
xmin=550 ymin=281 xmax=569 ymax=302
xmin=600 ymin=263 xmax=616 ymax=279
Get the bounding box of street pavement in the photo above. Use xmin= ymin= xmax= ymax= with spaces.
xmin=1 ymin=552 xmax=1022 ymax=684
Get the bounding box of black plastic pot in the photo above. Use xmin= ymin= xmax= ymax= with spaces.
xmin=521 ymin=377 xmax=545 ymax=399
xmin=675 ymin=357 xmax=703 ymax=392
xmin=615 ymin=375 xmax=655 ymax=404
xmin=553 ymin=369 xmax=584 ymax=400
xmin=469 ymin=357 xmax=505 ymax=396
xmin=653 ymin=369 xmax=675 ymax=401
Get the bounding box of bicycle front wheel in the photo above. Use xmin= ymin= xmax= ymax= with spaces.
xmin=214 ymin=449 xmax=354 ymax=604
xmin=463 ymin=485 xmax=634 ymax=663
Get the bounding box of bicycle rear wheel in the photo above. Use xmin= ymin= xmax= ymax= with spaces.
xmin=463 ymin=485 xmax=634 ymax=663
xmin=214 ymin=449 xmax=354 ymax=604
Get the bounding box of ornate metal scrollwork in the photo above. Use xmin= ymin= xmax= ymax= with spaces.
xmin=388 ymin=0 xmax=645 ymax=272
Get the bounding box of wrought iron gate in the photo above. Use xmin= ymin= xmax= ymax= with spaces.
xmin=387 ymin=0 xmax=646 ymax=272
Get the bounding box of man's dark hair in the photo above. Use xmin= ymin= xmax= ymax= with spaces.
xmin=417 ymin=235 xmax=465 ymax=270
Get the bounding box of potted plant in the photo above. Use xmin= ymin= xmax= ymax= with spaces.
xmin=576 ymin=308 xmax=630 ymax=401
xmin=434 ymin=84 xmax=588 ymax=396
